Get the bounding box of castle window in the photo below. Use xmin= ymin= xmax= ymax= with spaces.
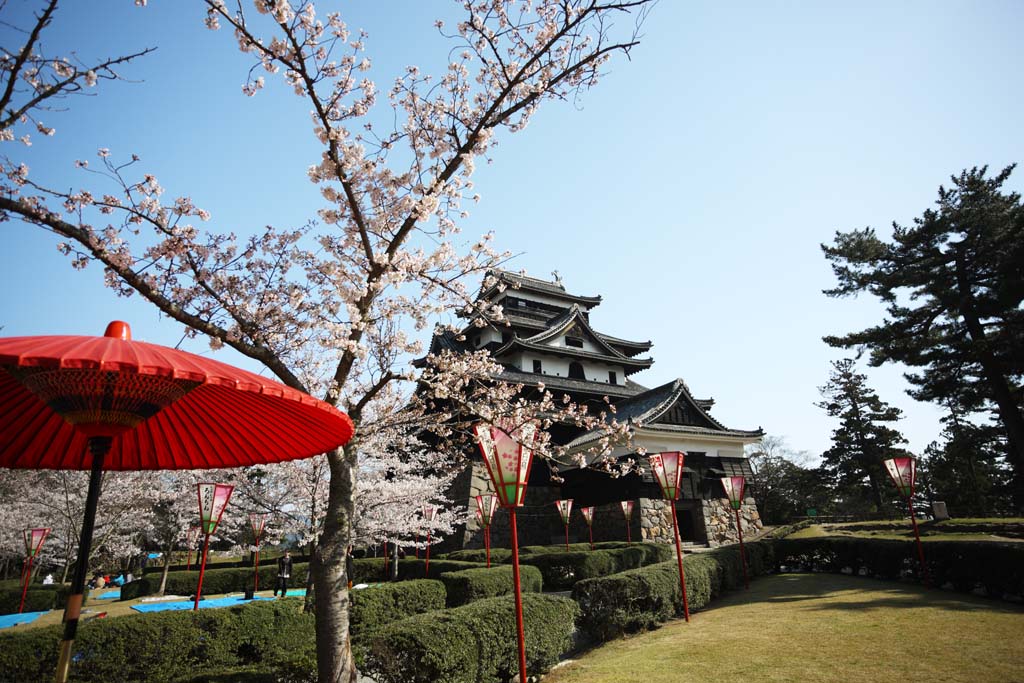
xmin=533 ymin=359 xmax=542 ymax=374
xmin=565 ymin=337 xmax=583 ymax=348
xmin=568 ymin=361 xmax=586 ymax=380
xmin=609 ymin=371 xmax=617 ymax=385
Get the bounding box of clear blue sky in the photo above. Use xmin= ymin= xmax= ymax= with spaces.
xmin=3 ymin=1 xmax=1022 ymax=460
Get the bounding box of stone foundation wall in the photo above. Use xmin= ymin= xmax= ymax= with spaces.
xmin=702 ymin=498 xmax=762 ymax=547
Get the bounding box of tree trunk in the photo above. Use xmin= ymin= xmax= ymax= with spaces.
xmin=158 ymin=546 xmax=172 ymax=596
xmin=312 ymin=443 xmax=358 ymax=683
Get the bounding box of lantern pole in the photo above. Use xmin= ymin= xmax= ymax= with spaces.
xmin=18 ymin=528 xmax=48 ymax=614
xmin=185 ymin=532 xmax=193 ymax=572
xmin=670 ymin=499 xmax=691 ymax=622
xmin=907 ymin=497 xmax=929 ymax=586
xmin=55 ymin=437 xmax=109 ymax=683
xmin=194 ymin=532 xmax=212 ymax=611
xmin=485 ymin=523 xmax=491 ymax=568
xmin=383 ymin=541 xmax=389 ymax=577
xmin=194 ymin=483 xmax=233 ymax=611
xmin=509 ymin=506 xmax=528 ymax=683
xmin=735 ymin=507 xmax=749 ymax=589
xmin=425 ymin=529 xmax=431 ymax=575
xmin=884 ymin=457 xmax=929 ymax=586
xmin=18 ymin=553 xmax=33 ymax=614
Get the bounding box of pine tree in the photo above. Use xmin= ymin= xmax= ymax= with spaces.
xmin=818 ymin=359 xmax=911 ymax=512
xmin=920 ymin=412 xmax=1012 ymax=516
xmin=822 ymin=165 xmax=1024 ymax=508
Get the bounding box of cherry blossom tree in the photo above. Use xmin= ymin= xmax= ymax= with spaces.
xmin=0 ymin=1 xmax=654 ymax=679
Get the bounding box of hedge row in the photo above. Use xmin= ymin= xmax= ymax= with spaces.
xmin=443 ymin=540 xmax=635 ymax=564
xmin=572 ymin=540 xmax=774 ymax=641
xmin=358 ymin=594 xmax=579 ymax=683
xmin=350 ymin=579 xmax=447 ymax=635
xmin=775 ymin=537 xmax=1024 ymax=598
xmin=395 ymin=559 xmax=487 ymax=581
xmin=122 ymin=563 xmax=311 ymax=600
xmin=519 ymin=544 xmax=675 ymax=590
xmin=141 ymin=553 xmax=310 ymax=576
xmin=0 ymin=599 xmax=315 ymax=683
xmin=439 ymin=565 xmax=543 ymax=607
xmin=0 ymin=584 xmax=80 ymax=616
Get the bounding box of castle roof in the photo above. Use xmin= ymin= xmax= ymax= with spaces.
xmin=477 ymin=269 xmax=602 ymax=308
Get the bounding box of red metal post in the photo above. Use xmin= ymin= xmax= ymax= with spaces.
xmin=509 ymin=507 xmax=528 ymax=683
xmin=564 ymin=524 xmax=570 ymax=551
xmin=735 ymin=508 xmax=749 ymax=590
xmin=18 ymin=554 xmax=34 ymax=614
xmin=253 ymin=548 xmax=260 ymax=593
xmin=485 ymin=526 xmax=491 ymax=569
xmin=425 ymin=530 xmax=431 ymax=575
xmin=415 ymin=533 xmax=419 ymax=559
xmin=626 ymin=522 xmax=631 ymax=545
xmin=193 ymin=533 xmax=212 ymax=611
xmin=907 ymin=498 xmax=929 ymax=586
xmin=589 ymin=525 xmax=594 ymax=551
xmin=383 ymin=541 xmax=389 ymax=577
xmin=670 ymin=500 xmax=691 ymax=622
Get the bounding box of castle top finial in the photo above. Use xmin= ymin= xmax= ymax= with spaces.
xmin=551 ymin=270 xmax=562 ymax=286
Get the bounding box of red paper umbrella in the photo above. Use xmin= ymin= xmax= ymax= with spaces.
xmin=0 ymin=321 xmax=354 ymax=682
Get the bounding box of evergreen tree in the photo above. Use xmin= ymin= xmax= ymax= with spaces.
xmin=920 ymin=412 xmax=1012 ymax=517
xmin=822 ymin=165 xmax=1024 ymax=508
xmin=818 ymin=359 xmax=911 ymax=512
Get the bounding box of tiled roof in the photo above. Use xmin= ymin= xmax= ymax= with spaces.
xmin=478 ymin=269 xmax=602 ymax=306
xmin=494 ymin=368 xmax=647 ymax=399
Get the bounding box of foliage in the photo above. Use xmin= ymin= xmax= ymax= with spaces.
xmin=521 ymin=544 xmax=673 ymax=590
xmin=358 ymin=594 xmax=579 ymax=683
xmin=817 ymin=358 xmax=912 ymax=513
xmin=571 ymin=541 xmax=775 ymax=641
xmin=0 ymin=599 xmax=316 ymax=683
xmin=822 ymin=165 xmax=1024 ymax=507
xmin=395 ymin=559 xmax=484 ymax=581
xmin=438 ymin=564 xmax=542 ymax=607
xmin=920 ymin=417 xmax=1014 ymax=516
xmin=774 ymin=536 xmax=1024 ymax=598
xmin=350 ymin=579 xmax=447 ymax=635
xmin=745 ymin=435 xmax=830 ymax=523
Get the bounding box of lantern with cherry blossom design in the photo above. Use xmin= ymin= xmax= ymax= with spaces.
xmin=620 ymin=500 xmax=635 ymax=545
xmin=249 ymin=513 xmax=267 ymax=594
xmin=555 ymin=499 xmax=574 ymax=550
xmin=580 ymin=506 xmax=595 ymax=550
xmin=884 ymin=457 xmax=928 ymax=585
xmin=475 ymin=493 xmax=499 ymax=568
xmin=473 ymin=417 xmax=540 ymax=683
xmin=18 ymin=527 xmax=50 ymax=613
xmin=195 ymin=482 xmax=234 ymax=610
xmin=721 ymin=476 xmax=749 ymax=589
xmin=422 ymin=504 xmax=437 ymax=574
xmin=648 ymin=451 xmax=690 ymax=622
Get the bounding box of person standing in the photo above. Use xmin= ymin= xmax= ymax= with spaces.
xmin=274 ymin=550 xmax=293 ymax=597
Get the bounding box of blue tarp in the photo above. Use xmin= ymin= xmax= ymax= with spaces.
xmin=96 ymin=590 xmax=121 ymax=599
xmin=0 ymin=611 xmax=46 ymax=629
xmin=131 ymin=595 xmax=275 ymax=613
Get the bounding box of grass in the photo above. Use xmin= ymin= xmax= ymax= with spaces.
xmin=785 ymin=517 xmax=1024 ymax=543
xmin=544 ymin=573 xmax=1024 ymax=683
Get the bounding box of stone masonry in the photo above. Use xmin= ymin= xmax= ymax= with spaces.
xmin=701 ymin=498 xmax=762 ymax=547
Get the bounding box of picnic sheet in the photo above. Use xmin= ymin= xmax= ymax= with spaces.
xmin=0 ymin=611 xmax=46 ymax=629
xmin=131 ymin=595 xmax=275 ymax=613
xmin=96 ymin=590 xmax=121 ymax=599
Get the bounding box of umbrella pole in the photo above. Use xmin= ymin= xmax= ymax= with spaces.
xmin=55 ymin=436 xmax=109 ymax=683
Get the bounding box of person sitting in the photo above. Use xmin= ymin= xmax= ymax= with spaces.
xmin=112 ymin=574 xmax=125 ymax=587
xmin=125 ymin=572 xmax=135 ymax=584
xmin=95 ymin=574 xmax=106 ymax=589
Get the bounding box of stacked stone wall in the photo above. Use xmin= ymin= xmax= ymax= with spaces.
xmin=702 ymin=498 xmax=762 ymax=547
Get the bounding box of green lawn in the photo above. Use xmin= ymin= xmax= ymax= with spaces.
xmin=544 ymin=574 xmax=1024 ymax=683
xmin=785 ymin=518 xmax=1024 ymax=543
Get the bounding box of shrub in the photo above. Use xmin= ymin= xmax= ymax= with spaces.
xmin=121 ymin=563 xmax=311 ymax=600
xmin=520 ymin=544 xmax=674 ymax=590
xmin=358 ymin=593 xmax=579 ymax=683
xmin=775 ymin=537 xmax=1024 ymax=598
xmin=439 ymin=565 xmax=543 ymax=607
xmin=350 ymin=557 xmax=387 ymax=584
xmin=350 ymin=579 xmax=447 ymax=635
xmin=0 ymin=599 xmax=315 ymax=683
xmin=573 ymin=540 xmax=774 ymax=641
xmin=0 ymin=584 xmax=83 ymax=616
xmin=442 ymin=548 xmax=514 ymax=564
xmin=395 ymin=559 xmax=485 ymax=581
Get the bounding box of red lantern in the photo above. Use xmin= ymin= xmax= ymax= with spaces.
xmin=620 ymin=500 xmax=635 ymax=545
xmin=649 ymin=451 xmax=690 ymax=622
xmin=580 ymin=506 xmax=595 ymax=550
xmin=721 ymin=476 xmax=749 ymax=589
xmin=19 ymin=527 xmax=50 ymax=613
xmin=884 ymin=457 xmax=928 ymax=585
xmin=194 ymin=482 xmax=234 ymax=610
xmin=474 ymin=418 xmax=540 ymax=683
xmin=249 ymin=513 xmax=267 ymax=594
xmin=555 ymin=499 xmax=574 ymax=550
xmin=475 ymin=493 xmax=498 ymax=568
xmin=422 ymin=504 xmax=437 ymax=574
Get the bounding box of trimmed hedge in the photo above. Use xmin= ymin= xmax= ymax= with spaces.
xmin=520 ymin=544 xmax=675 ymax=590
xmin=439 ymin=565 xmax=543 ymax=607
xmin=121 ymin=563 xmax=311 ymax=601
xmin=350 ymin=579 xmax=447 ymax=634
xmin=572 ymin=540 xmax=774 ymax=641
xmin=141 ymin=553 xmax=310 ymax=575
xmin=442 ymin=548 xmax=515 ymax=564
xmin=0 ymin=584 xmax=82 ymax=616
xmin=444 ymin=541 xmax=661 ymax=565
xmin=358 ymin=593 xmax=579 ymax=683
xmin=775 ymin=537 xmax=1024 ymax=598
xmin=396 ymin=559 xmax=486 ymax=581
xmin=351 ymin=557 xmax=387 ymax=584
xmin=0 ymin=599 xmax=315 ymax=683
